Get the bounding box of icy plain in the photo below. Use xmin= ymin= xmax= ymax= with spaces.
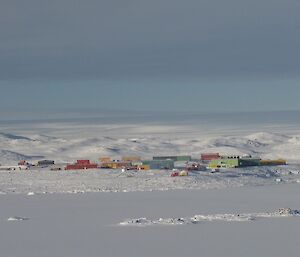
xmin=1 ymin=184 xmax=300 ymax=257
xmin=0 ymin=111 xmax=300 ymax=257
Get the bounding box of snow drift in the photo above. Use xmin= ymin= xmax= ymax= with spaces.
xmin=119 ymin=208 xmax=300 ymax=226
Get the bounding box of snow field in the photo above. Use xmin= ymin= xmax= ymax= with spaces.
xmin=1 ymin=129 xmax=300 ymax=165
xmin=0 ymin=165 xmax=299 ymax=194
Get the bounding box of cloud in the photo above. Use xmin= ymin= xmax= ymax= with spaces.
xmin=0 ymin=0 xmax=299 ymax=81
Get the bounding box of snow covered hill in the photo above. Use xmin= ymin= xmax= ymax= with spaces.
xmin=0 ymin=127 xmax=299 ymax=165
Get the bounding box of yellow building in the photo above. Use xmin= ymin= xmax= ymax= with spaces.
xmin=100 ymin=162 xmax=130 ymax=169
xmin=260 ymin=159 xmax=287 ymax=166
xmin=136 ymin=165 xmax=150 ymax=171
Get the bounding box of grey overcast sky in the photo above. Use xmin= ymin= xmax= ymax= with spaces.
xmin=0 ymin=0 xmax=300 ymax=114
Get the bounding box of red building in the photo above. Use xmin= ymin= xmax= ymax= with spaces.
xmin=65 ymin=160 xmax=98 ymax=170
xmin=201 ymin=153 xmax=220 ymax=161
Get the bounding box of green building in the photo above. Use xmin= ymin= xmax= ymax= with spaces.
xmin=209 ymin=158 xmax=239 ymax=168
xmin=209 ymin=156 xmax=261 ymax=169
xmin=153 ymin=156 xmax=191 ymax=162
xmin=239 ymin=158 xmax=261 ymax=167
xmin=142 ymin=160 xmax=175 ymax=170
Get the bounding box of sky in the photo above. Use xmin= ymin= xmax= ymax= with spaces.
xmin=1 ymin=0 xmax=300 ymax=115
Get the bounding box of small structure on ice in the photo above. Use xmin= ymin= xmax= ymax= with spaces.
xmin=7 ymin=216 xmax=29 ymax=221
